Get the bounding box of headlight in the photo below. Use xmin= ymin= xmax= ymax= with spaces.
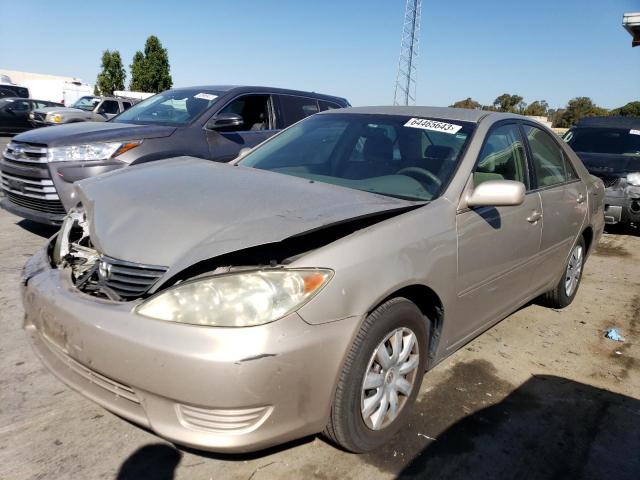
xmin=136 ymin=269 xmax=333 ymax=327
xmin=627 ymin=172 xmax=640 ymax=186
xmin=46 ymin=114 xmax=62 ymax=123
xmin=47 ymin=141 xmax=141 ymax=162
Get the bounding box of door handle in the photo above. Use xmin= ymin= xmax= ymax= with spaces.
xmin=527 ymin=211 xmax=542 ymax=223
xmin=576 ymin=194 xmax=585 ymax=204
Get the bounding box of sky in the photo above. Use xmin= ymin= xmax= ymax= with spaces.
xmin=1 ymin=0 xmax=639 ymax=109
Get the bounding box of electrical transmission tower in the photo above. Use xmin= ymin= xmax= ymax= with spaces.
xmin=393 ymin=0 xmax=422 ymax=106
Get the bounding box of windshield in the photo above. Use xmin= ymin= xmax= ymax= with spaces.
xmin=239 ymin=113 xmax=475 ymax=201
xmin=111 ymin=88 xmax=222 ymax=126
xmin=565 ymin=127 xmax=640 ymax=156
xmin=72 ymin=96 xmax=100 ymax=111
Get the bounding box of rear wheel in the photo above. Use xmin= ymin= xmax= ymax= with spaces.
xmin=324 ymin=297 xmax=428 ymax=452
xmin=542 ymin=236 xmax=585 ymax=309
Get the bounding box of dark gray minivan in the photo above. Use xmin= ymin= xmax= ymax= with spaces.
xmin=0 ymin=85 xmax=349 ymax=225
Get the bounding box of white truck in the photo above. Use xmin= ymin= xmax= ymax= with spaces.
xmin=20 ymin=79 xmax=93 ymax=106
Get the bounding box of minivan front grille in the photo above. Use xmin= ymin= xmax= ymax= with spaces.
xmin=4 ymin=192 xmax=65 ymax=215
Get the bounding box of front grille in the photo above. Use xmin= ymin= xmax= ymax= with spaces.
xmin=44 ymin=335 xmax=140 ymax=404
xmin=32 ymin=112 xmax=47 ymax=122
xmin=176 ymin=404 xmax=273 ymax=434
xmin=3 ymin=141 xmax=48 ymax=167
xmin=78 ymin=256 xmax=168 ymax=300
xmin=1 ymin=171 xmax=58 ymax=199
xmin=4 ymin=191 xmax=66 ymax=215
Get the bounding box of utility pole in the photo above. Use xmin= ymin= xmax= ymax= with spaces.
xmin=393 ymin=0 xmax=422 ymax=106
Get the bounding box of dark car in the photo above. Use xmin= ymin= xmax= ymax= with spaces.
xmin=0 ymin=85 xmax=349 ymax=225
xmin=564 ymin=116 xmax=640 ymax=225
xmin=0 ymin=97 xmax=63 ymax=135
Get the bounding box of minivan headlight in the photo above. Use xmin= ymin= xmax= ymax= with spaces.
xmin=627 ymin=172 xmax=640 ymax=186
xmin=47 ymin=141 xmax=141 ymax=162
xmin=135 ymin=269 xmax=333 ymax=327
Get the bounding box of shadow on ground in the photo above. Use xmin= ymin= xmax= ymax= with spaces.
xmin=16 ymin=219 xmax=58 ymax=238
xmin=116 ymin=444 xmax=182 ymax=480
xmin=112 ymin=360 xmax=639 ymax=480
xmin=361 ymin=360 xmax=640 ymax=479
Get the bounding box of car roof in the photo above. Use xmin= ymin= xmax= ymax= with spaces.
xmin=0 ymin=97 xmax=59 ymax=103
xmin=321 ymin=105 xmax=525 ymax=124
xmin=169 ymin=85 xmax=349 ymax=104
xmin=575 ymin=115 xmax=640 ymax=129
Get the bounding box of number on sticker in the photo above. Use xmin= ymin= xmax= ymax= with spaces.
xmin=404 ymin=118 xmax=462 ymax=134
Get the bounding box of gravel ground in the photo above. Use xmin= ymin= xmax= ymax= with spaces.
xmin=0 ymin=204 xmax=638 ymax=479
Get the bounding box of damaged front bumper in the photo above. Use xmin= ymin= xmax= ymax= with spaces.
xmin=603 ymin=182 xmax=640 ymax=224
xmin=22 ymin=247 xmax=361 ymax=453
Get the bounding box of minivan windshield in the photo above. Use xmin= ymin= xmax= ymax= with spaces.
xmin=111 ymin=89 xmax=222 ymax=126
xmin=239 ymin=113 xmax=474 ymax=201
xmin=565 ymin=127 xmax=640 ymax=156
xmin=72 ymin=96 xmax=100 ymax=111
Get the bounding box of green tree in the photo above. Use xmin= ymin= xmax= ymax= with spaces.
xmin=609 ymin=101 xmax=640 ymax=117
xmin=449 ymin=97 xmax=481 ymax=109
xmin=555 ymin=97 xmax=608 ymax=128
xmin=129 ymin=51 xmax=146 ymax=92
xmin=493 ymin=93 xmax=526 ymax=113
xmin=523 ymin=100 xmax=549 ymax=117
xmin=95 ymin=50 xmax=126 ymax=96
xmin=128 ymin=36 xmax=172 ymax=93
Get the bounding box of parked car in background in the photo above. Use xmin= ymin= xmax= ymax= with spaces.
xmin=1 ymin=85 xmax=349 ymax=225
xmin=22 ymin=107 xmax=603 ymax=453
xmin=564 ymin=116 xmax=640 ymax=226
xmin=0 ymin=97 xmax=63 ymax=135
xmin=29 ymin=95 xmax=136 ymax=127
xmin=0 ymin=83 xmax=29 ymax=99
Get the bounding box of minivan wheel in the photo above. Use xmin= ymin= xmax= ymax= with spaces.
xmin=542 ymin=236 xmax=586 ymax=309
xmin=324 ymin=297 xmax=428 ymax=452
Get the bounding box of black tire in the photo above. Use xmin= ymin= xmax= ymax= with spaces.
xmin=542 ymin=236 xmax=586 ymax=309
xmin=324 ymin=297 xmax=429 ymax=452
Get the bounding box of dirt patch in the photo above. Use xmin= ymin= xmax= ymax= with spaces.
xmin=593 ymin=242 xmax=630 ymax=258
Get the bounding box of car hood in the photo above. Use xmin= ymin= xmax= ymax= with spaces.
xmin=576 ymin=152 xmax=640 ymax=176
xmin=34 ymin=107 xmax=88 ymax=115
xmin=76 ymin=157 xmax=414 ymax=274
xmin=13 ymin=121 xmax=176 ymax=146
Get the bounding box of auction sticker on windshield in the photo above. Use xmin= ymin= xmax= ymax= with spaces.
xmin=194 ymin=93 xmax=218 ymax=101
xmin=404 ymin=118 xmax=462 ymax=134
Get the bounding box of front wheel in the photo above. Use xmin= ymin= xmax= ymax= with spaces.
xmin=324 ymin=297 xmax=428 ymax=452
xmin=542 ymin=236 xmax=586 ymax=309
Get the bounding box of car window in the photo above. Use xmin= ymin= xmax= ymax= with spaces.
xmin=474 ymin=124 xmax=529 ymax=188
xmin=318 ymin=100 xmax=342 ymax=111
xmin=113 ymin=89 xmax=222 ymax=126
xmin=9 ymin=100 xmax=30 ymax=111
xmin=35 ymin=101 xmax=49 ymax=109
xmin=564 ymin=127 xmax=640 ymax=157
xmin=218 ymin=95 xmax=270 ymax=132
xmin=239 ymin=113 xmax=475 ymax=201
xmin=278 ymin=95 xmax=319 ymax=126
xmin=122 ymin=101 xmax=132 ymax=110
xmin=523 ymin=124 xmax=571 ymax=187
xmin=100 ymin=100 xmax=120 ymax=115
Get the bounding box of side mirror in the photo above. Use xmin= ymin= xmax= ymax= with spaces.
xmin=97 ymin=107 xmax=106 ymax=114
xmin=466 ymin=180 xmax=525 ymax=207
xmin=206 ymin=113 xmax=244 ymax=130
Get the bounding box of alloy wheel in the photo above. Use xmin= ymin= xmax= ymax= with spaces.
xmin=565 ymin=244 xmax=583 ymax=297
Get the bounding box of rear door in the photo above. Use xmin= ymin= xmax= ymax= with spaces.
xmin=523 ymin=123 xmax=587 ymax=290
xmin=275 ymin=95 xmax=320 ymax=128
xmin=204 ymin=94 xmax=276 ymax=161
xmin=455 ymin=122 xmax=543 ymax=339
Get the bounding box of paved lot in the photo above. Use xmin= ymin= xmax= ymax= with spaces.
xmin=0 ymin=206 xmax=638 ymax=479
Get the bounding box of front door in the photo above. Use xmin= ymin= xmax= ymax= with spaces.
xmin=205 ymin=94 xmax=276 ymax=162
xmin=522 ymin=124 xmax=588 ymax=290
xmin=455 ymin=123 xmax=542 ymax=342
